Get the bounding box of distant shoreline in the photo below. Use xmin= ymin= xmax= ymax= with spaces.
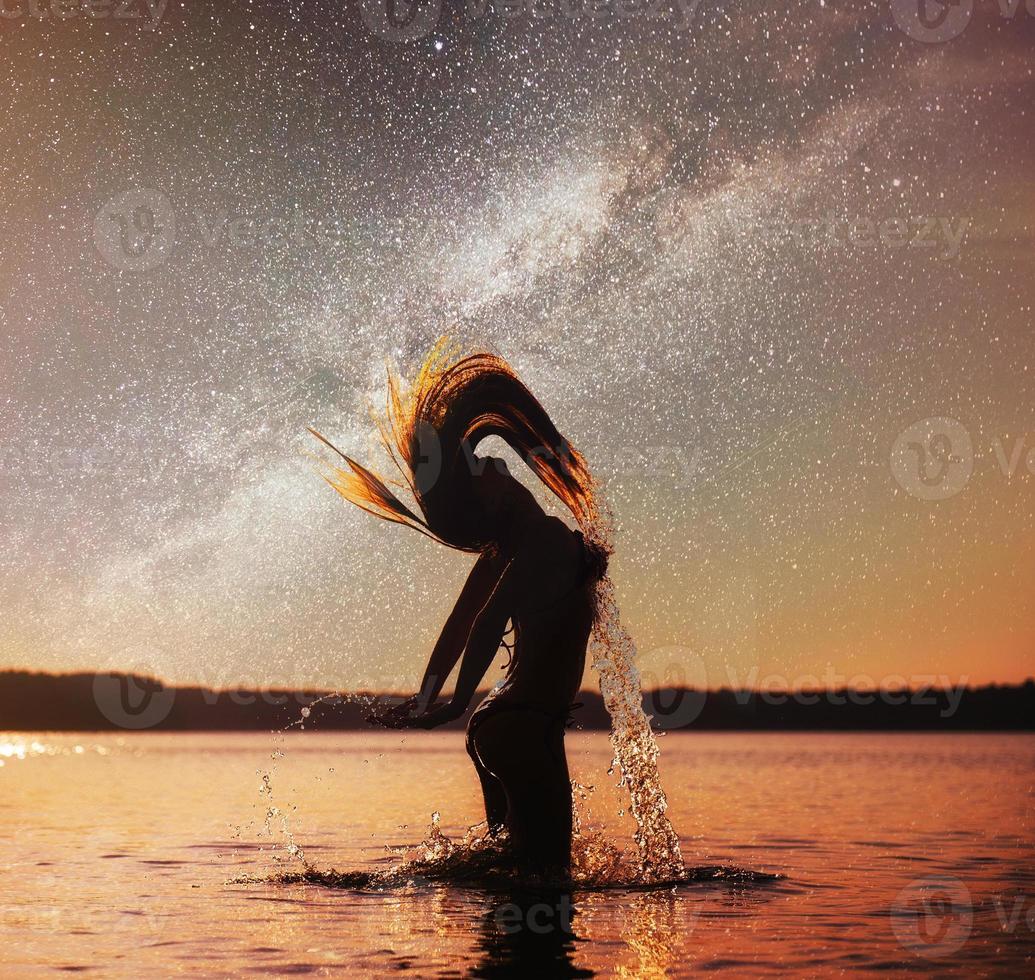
xmin=2 ymin=670 xmax=1032 ymax=733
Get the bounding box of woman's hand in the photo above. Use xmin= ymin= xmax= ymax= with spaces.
xmin=406 ymin=700 xmax=466 ymax=729
xmin=369 ymin=697 xmax=465 ymax=730
xmin=366 ymin=695 xmax=423 ymax=729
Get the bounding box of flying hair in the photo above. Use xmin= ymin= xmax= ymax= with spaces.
xmin=309 ymin=339 xmax=603 ymax=553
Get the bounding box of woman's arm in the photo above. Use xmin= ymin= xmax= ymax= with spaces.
xmin=373 ymin=551 xmax=504 ymax=725
xmin=408 ymin=560 xmax=521 ymax=728
xmin=416 ymin=551 xmax=505 ymax=703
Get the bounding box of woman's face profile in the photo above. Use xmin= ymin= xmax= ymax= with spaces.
xmin=468 ymin=456 xmax=538 ymax=545
xmin=473 ymin=457 xmax=511 ymax=524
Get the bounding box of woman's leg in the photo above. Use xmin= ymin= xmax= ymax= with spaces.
xmin=471 ymin=710 xmax=572 ymax=875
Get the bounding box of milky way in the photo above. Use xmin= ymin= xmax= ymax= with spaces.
xmin=1 ymin=2 xmax=1032 ymax=689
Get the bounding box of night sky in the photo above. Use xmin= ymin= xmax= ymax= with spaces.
xmin=1 ymin=1 xmax=1032 ymax=691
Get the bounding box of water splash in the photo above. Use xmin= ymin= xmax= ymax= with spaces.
xmin=233 ymin=811 xmax=777 ymax=892
xmin=257 ymin=735 xmax=307 ymax=866
xmin=253 ymin=558 xmax=685 ymax=883
xmin=570 ymin=781 xmax=626 ymax=884
xmin=583 ymin=516 xmax=684 ymax=882
xmin=254 ymin=690 xmax=379 ymax=868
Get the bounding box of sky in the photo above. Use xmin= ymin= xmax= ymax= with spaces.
xmin=0 ymin=1 xmax=1032 ymax=692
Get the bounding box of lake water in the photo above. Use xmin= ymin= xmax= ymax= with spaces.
xmin=2 ymin=730 xmax=1033 ymax=976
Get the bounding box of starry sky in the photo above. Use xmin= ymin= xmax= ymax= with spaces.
xmin=1 ymin=1 xmax=1032 ymax=692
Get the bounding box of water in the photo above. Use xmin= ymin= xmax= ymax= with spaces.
xmin=589 ymin=569 xmax=684 ymax=881
xmin=3 ymin=731 xmax=1034 ymax=976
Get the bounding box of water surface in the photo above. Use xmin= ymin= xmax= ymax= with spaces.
xmin=3 ymin=731 xmax=1033 ymax=976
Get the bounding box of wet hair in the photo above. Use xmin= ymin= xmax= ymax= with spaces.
xmin=310 ymin=339 xmax=601 ymax=552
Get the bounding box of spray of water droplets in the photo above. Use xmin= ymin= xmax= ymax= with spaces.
xmin=582 ymin=508 xmax=684 ymax=882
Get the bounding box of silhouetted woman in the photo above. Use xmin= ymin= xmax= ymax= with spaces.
xmin=311 ymin=342 xmax=608 ymax=878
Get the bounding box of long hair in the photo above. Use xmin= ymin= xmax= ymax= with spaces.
xmin=310 ymin=340 xmax=604 ymax=553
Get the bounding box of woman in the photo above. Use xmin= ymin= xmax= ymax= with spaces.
xmin=310 ymin=342 xmax=608 ymax=877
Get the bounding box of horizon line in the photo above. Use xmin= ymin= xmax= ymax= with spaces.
xmin=3 ymin=667 xmax=1033 ymax=696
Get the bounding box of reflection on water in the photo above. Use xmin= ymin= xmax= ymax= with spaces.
xmin=615 ymin=891 xmax=682 ymax=980
xmin=2 ymin=731 xmax=1034 ymax=977
xmin=473 ymin=890 xmax=589 ymax=978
